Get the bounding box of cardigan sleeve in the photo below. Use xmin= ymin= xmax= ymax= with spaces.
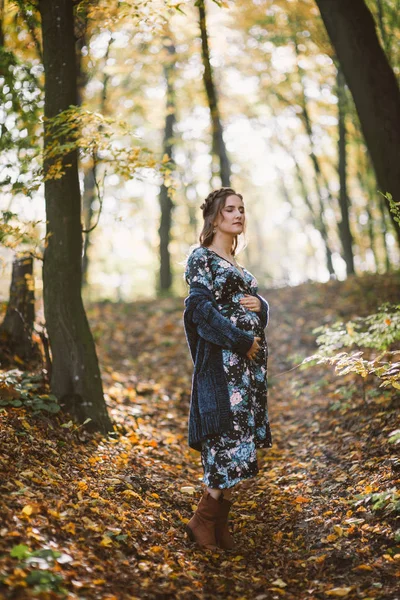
xmin=255 ymin=293 xmax=269 ymax=329
xmin=185 ymin=248 xmax=254 ymax=355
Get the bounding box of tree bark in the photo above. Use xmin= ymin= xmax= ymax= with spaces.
xmin=378 ymin=192 xmax=392 ymax=271
xmin=78 ymin=32 xmax=111 ymax=287
xmin=38 ymin=0 xmax=111 ymax=432
xmin=315 ymin=0 xmax=400 ymax=245
xmin=336 ymin=66 xmax=355 ymax=275
xmin=268 ymin=103 xmax=336 ymax=277
xmin=293 ymin=84 xmax=336 ymax=276
xmin=158 ymin=37 xmax=176 ymax=292
xmin=0 ymin=255 xmax=37 ymax=361
xmin=289 ymin=41 xmax=337 ymax=277
xmin=198 ymin=0 xmax=231 ymax=186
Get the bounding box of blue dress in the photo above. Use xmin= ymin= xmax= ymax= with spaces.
xmin=185 ymin=245 xmax=272 ymax=489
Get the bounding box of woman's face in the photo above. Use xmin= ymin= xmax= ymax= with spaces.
xmin=214 ymin=194 xmax=245 ymax=235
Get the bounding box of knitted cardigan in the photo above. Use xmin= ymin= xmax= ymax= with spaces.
xmin=183 ymin=281 xmax=269 ymax=451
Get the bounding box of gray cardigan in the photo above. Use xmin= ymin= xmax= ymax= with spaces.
xmin=183 ymin=282 xmax=269 ymax=451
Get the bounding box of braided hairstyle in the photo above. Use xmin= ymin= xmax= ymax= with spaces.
xmin=199 ymin=187 xmax=244 ymax=256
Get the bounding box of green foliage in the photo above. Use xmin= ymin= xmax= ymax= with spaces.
xmin=381 ymin=191 xmax=400 ymax=227
xmin=388 ymin=429 xmax=400 ymax=444
xmin=352 ymin=488 xmax=400 ymax=516
xmin=0 ymin=371 xmax=61 ymax=414
xmin=0 ymin=46 xmax=42 ymax=198
xmin=302 ymin=303 xmax=400 ymax=390
xmin=43 ymin=106 xmax=173 ymax=184
xmin=312 ymin=302 xmax=400 ymax=352
xmin=8 ymin=545 xmax=69 ymax=595
xmin=0 ymin=210 xmax=42 ymax=254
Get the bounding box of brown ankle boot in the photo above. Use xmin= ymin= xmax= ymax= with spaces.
xmin=186 ymin=491 xmax=222 ymax=550
xmin=215 ymin=497 xmax=235 ymax=550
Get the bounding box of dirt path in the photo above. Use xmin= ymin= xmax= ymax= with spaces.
xmin=89 ymin=273 xmax=399 ymax=599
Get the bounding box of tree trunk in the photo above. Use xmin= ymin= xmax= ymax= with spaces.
xmin=198 ymin=0 xmax=231 ymax=186
xmin=289 ymin=41 xmax=337 ymax=277
xmin=292 ymin=92 xmax=336 ymax=276
xmin=78 ymin=33 xmax=112 ymax=287
xmin=158 ymin=37 xmax=176 ymax=293
xmin=38 ymin=0 xmax=111 ymax=432
xmin=295 ymin=159 xmax=335 ymax=277
xmin=315 ymin=0 xmax=400 ymax=245
xmin=378 ymin=192 xmax=392 ymax=272
xmin=0 ymin=255 xmax=37 ymax=361
xmin=82 ymin=166 xmax=96 ymax=286
xmin=336 ymin=66 xmax=355 ymax=275
xmin=268 ymin=104 xmax=336 ymax=277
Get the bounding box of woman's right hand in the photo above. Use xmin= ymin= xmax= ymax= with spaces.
xmin=246 ymin=336 xmax=261 ymax=360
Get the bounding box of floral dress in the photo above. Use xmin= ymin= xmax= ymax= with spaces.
xmin=185 ymin=245 xmax=272 ymax=489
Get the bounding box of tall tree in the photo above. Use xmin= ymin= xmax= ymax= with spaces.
xmin=158 ymin=36 xmax=176 ymax=293
xmin=336 ymin=66 xmax=355 ymax=275
xmin=38 ymin=0 xmax=111 ymax=432
xmin=315 ymin=0 xmax=400 ymax=245
xmin=197 ymin=0 xmax=231 ymax=186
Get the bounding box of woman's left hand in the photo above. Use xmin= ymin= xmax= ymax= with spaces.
xmin=239 ymin=294 xmax=261 ymax=312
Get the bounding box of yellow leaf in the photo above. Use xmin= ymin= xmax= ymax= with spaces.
xmin=121 ymin=490 xmax=141 ymax=500
xmin=62 ymin=522 xmax=76 ymax=534
xmin=48 ymin=510 xmax=61 ymax=519
xmin=333 ymin=525 xmax=344 ymax=536
xmin=271 ymin=578 xmax=287 ymax=588
xmin=93 ymin=579 xmax=106 ymax=585
xmin=326 ymin=587 xmax=353 ymax=597
xmin=100 ymin=535 xmax=113 ymax=547
xmin=180 ymin=486 xmax=195 ymax=495
xmin=22 ymin=505 xmax=33 ymax=516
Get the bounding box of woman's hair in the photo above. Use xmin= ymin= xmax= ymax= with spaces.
xmin=199 ymin=187 xmax=244 ymax=256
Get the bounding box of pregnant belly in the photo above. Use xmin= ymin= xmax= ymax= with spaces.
xmin=218 ymin=302 xmax=262 ymax=334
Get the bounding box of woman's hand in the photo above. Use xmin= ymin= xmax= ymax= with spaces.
xmin=240 ymin=294 xmax=261 ymax=312
xmin=246 ymin=336 xmax=261 ymax=360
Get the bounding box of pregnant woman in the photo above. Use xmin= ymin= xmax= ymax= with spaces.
xmin=183 ymin=187 xmax=272 ymax=551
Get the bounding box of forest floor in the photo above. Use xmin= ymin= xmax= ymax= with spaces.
xmin=1 ymin=272 xmax=400 ymax=600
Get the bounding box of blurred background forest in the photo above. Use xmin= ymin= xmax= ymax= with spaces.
xmin=1 ymin=0 xmax=399 ymax=303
